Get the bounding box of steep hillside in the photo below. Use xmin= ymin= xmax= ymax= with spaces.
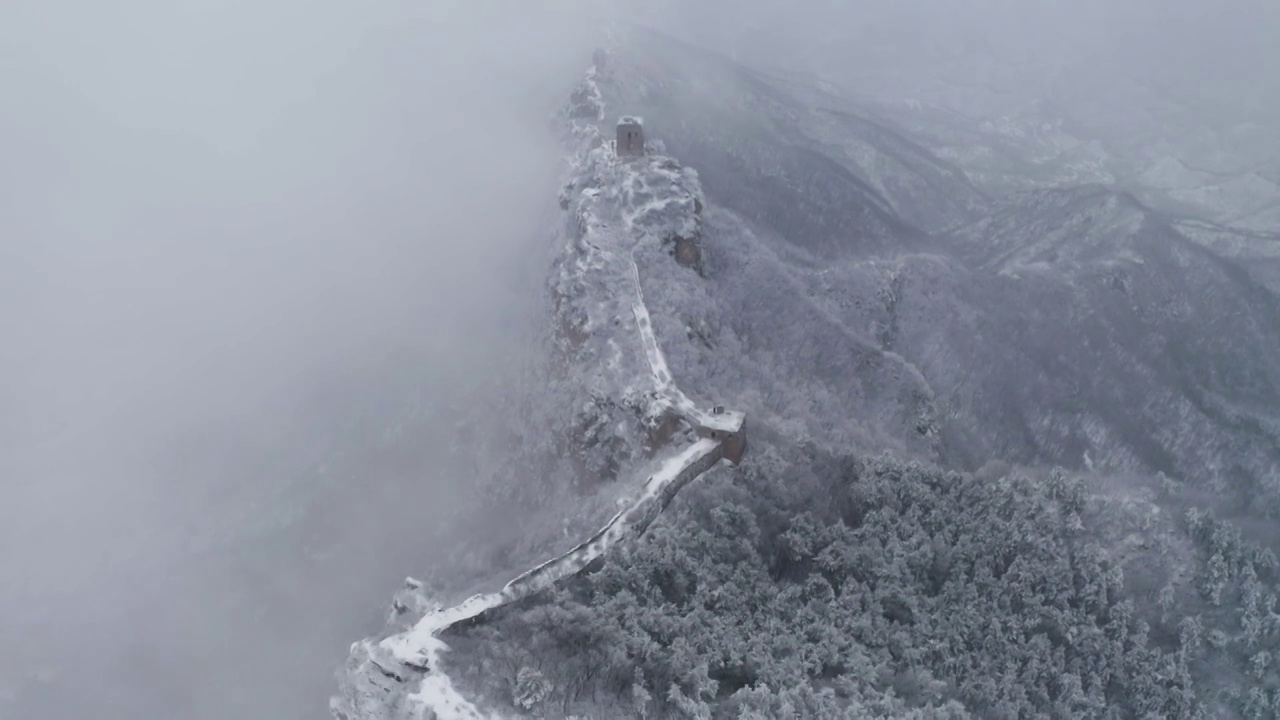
xmin=333 ymin=29 xmax=1280 ymax=720
xmin=590 ymin=31 xmax=989 ymax=253
xmin=589 ymin=34 xmax=1280 ymax=503
xmin=731 ymin=179 xmax=1279 ymax=497
xmin=1173 ymin=220 xmax=1280 ymax=292
xmin=857 ymin=95 xmax=1121 ymax=197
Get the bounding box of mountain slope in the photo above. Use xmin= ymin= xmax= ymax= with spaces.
xmin=592 ymin=30 xmax=992 ymax=254
xmin=333 ymin=30 xmax=1280 ymax=720
xmin=591 ymin=34 xmax=1280 ymax=502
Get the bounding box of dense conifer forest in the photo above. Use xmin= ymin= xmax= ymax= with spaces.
xmin=449 ymin=444 xmax=1280 ymax=718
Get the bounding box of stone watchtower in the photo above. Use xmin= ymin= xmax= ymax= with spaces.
xmin=695 ymin=406 xmax=747 ymax=465
xmin=616 ymin=116 xmax=645 ymax=157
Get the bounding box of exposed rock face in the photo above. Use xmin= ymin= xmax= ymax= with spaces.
xmin=331 ymin=580 xmax=436 ymax=720
xmin=673 ymin=235 xmax=702 ymax=273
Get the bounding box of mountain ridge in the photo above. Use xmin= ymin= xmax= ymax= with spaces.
xmin=332 ymin=31 xmax=1280 ymax=719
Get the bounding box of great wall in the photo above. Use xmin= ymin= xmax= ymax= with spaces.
xmin=332 ymin=74 xmax=746 ymax=719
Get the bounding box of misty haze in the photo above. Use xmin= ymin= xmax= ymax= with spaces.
xmin=3 ymin=2 xmax=1279 ymax=719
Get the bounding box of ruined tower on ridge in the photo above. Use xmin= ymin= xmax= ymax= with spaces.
xmin=695 ymin=406 xmax=747 ymax=465
xmin=616 ymin=116 xmax=645 ymax=157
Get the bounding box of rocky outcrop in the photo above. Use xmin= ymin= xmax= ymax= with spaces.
xmin=673 ymin=235 xmax=703 ymax=274
xmin=544 ymin=92 xmax=711 ymax=487
xmin=333 ymin=57 xmax=742 ymax=720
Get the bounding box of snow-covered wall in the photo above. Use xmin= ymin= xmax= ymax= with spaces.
xmin=331 ymin=56 xmax=742 ymax=720
xmin=545 ymin=67 xmax=711 ymax=485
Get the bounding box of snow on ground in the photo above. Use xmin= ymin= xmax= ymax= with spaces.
xmin=410 ymin=675 xmax=488 ymax=720
xmin=383 ymin=593 xmax=504 ymax=668
xmin=1138 ymin=155 xmax=1215 ymax=191
xmin=341 ymin=84 xmax=742 ymax=719
xmin=376 ymin=436 xmax=723 ymax=720
xmin=496 ymin=437 xmax=720 ymax=598
xmin=629 ymin=253 xmax=743 ymax=434
xmin=370 ymin=149 xmax=736 ymax=718
xmin=629 ymin=255 xmax=689 ymax=407
xmin=378 ymin=594 xmax=504 ymax=719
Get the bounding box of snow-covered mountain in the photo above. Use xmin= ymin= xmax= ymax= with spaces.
xmin=331 ymin=29 xmax=1280 ymax=720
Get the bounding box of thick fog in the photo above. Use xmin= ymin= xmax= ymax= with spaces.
xmin=1 ymin=1 xmax=609 ymax=718
xmin=654 ymin=0 xmax=1280 ymax=170
xmin=3 ymin=1 xmax=1278 ymax=718
xmin=658 ymin=0 xmax=1279 ymax=93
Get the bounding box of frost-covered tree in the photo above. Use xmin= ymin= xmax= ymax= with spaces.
xmin=512 ymin=666 xmax=552 ymax=711
xmin=451 ymin=449 xmax=1199 ymax=718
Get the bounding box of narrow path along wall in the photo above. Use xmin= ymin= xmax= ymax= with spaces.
xmin=380 ymin=438 xmax=723 ymax=665
xmin=333 ymin=60 xmax=745 ymax=720
xmin=348 ymin=236 xmax=745 ymax=720
xmin=353 ymin=237 xmax=745 ymax=720
xmin=367 ymin=441 xmax=740 ymax=720
xmin=629 ymin=252 xmax=746 ymax=457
